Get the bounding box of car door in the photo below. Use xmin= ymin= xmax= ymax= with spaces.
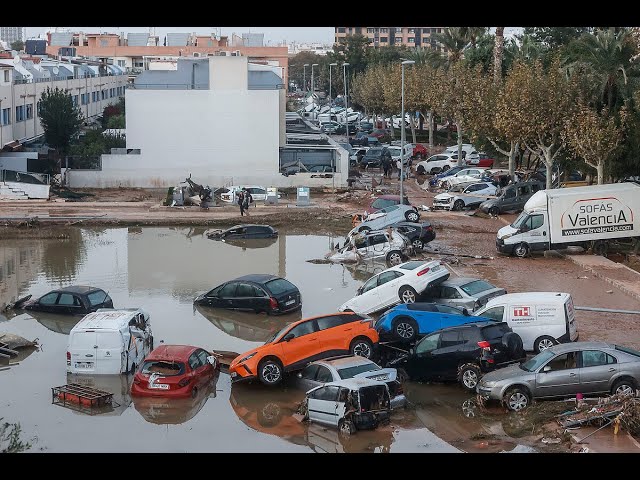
xmin=365 ymin=233 xmax=389 ymax=260
xmin=217 ymin=282 xmax=239 ymax=309
xmin=499 ymin=186 xmax=517 ymax=211
xmin=579 ymin=350 xmax=618 ymax=394
xmin=515 ymin=184 xmax=531 ymax=210
xmin=56 ymin=292 xmax=85 ymax=315
xmin=307 ymin=385 xmax=343 ymax=427
xmin=535 ymin=352 xmax=581 ymax=398
xmin=36 ymin=292 xmax=60 ymax=313
xmin=518 ymin=213 xmax=548 ymax=251
xmin=352 ymin=274 xmax=382 ymax=314
xmin=374 ymin=271 xmax=406 ymax=310
xmin=279 ymin=319 xmax=323 ymax=369
xmin=234 ymin=282 xmax=260 ymax=311
xmin=404 ymin=332 xmax=442 ymax=381
xmin=315 ymin=314 xmax=356 ymax=356
xmin=439 ymin=286 xmax=465 ymax=308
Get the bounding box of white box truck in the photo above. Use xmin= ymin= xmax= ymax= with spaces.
xmin=496 ymin=182 xmax=640 ymax=257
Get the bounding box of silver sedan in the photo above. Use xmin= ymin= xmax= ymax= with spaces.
xmin=476 ymin=341 xmax=640 ymax=411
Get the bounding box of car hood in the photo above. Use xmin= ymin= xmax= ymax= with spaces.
xmin=497 ymin=224 xmax=519 ymax=240
xmin=353 ymin=368 xmax=398 ymax=383
xmin=480 ymin=198 xmax=500 ymax=208
xmin=434 ymin=192 xmax=454 ymax=200
xmin=479 ymin=363 xmax=531 ymax=384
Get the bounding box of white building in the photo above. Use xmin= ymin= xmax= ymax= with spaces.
xmin=67 ymin=55 xmax=349 ymax=189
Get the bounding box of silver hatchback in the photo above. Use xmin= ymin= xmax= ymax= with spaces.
xmin=476 ymin=341 xmax=640 ymax=411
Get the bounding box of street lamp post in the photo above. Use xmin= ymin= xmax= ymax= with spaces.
xmin=343 ymin=62 xmax=350 ymax=143
xmin=329 ymin=62 xmax=338 ymax=194
xmin=303 ymin=64 xmax=309 ymax=94
xmin=400 ymin=60 xmax=415 ymax=203
xmin=311 ymin=63 xmax=318 ymax=103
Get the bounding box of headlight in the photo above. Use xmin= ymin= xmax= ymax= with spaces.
xmin=499 ymin=233 xmax=514 ymax=241
xmin=480 ymin=380 xmax=497 ymax=388
xmin=238 ymin=352 xmax=257 ymax=364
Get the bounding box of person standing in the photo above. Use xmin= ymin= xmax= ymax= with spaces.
xmin=396 ymin=158 xmax=403 ymax=180
xmin=242 ymin=188 xmax=252 ymax=216
xmin=237 ymin=189 xmax=245 ymax=216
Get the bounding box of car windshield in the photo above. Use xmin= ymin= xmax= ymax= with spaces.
xmin=615 ymin=345 xmax=640 ymax=357
xmin=460 ymin=280 xmax=496 ymax=296
xmin=368 ymin=148 xmax=383 ymax=156
xmin=399 ymin=261 xmax=426 ymax=270
xmin=449 ymin=184 xmax=465 ymax=192
xmin=337 ymin=362 xmax=381 ymax=379
xmin=264 ymin=324 xmax=291 ymax=344
xmin=511 ymin=212 xmax=529 ymax=229
xmin=371 ymin=198 xmax=396 ymax=209
xmin=520 ymin=349 xmax=556 ymax=372
xmin=264 ymin=278 xmax=297 ymax=295
xmin=141 ymin=360 xmax=185 ymax=376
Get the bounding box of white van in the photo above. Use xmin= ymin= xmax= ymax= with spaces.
xmin=67 ymin=308 xmax=153 ymax=375
xmin=473 ymin=292 xmax=578 ymax=353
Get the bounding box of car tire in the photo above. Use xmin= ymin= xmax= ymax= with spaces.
xmin=405 ymin=210 xmax=420 ymax=222
xmin=502 ymin=332 xmax=524 ymax=359
xmin=534 ymin=335 xmax=557 ymax=354
xmin=593 ymin=240 xmax=608 ymax=256
xmin=503 ymin=386 xmax=531 ymax=411
xmin=392 ymin=317 xmax=418 ymax=342
xmin=258 ymin=358 xmax=284 ymax=387
xmin=611 ymin=378 xmax=636 ymax=396
xmin=412 ymin=239 xmax=424 ymax=251
xmin=417 ymin=165 xmax=425 ymax=175
xmin=489 ymin=206 xmax=500 ymax=216
xmin=457 ymin=363 xmax=482 ymax=392
xmin=430 ymin=167 xmax=440 ymax=175
xmin=350 ymin=338 xmax=374 ymax=358
xmin=339 ymin=419 xmax=356 ymax=437
xmin=386 ymin=250 xmax=403 ymax=266
xmin=513 ymin=242 xmax=529 ymax=258
xmin=359 ymin=226 xmax=371 ymax=233
xmin=442 ymin=165 xmax=450 ymax=172
xmin=453 ymin=200 xmax=465 ymax=211
xmin=257 ymin=402 xmax=282 ymax=427
xmin=442 ymin=181 xmax=450 ymax=189
xmin=398 ymin=286 xmax=418 ymax=304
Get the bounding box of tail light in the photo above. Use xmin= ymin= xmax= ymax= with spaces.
xmin=178 ymin=377 xmax=191 ymax=388
xmin=269 ymin=297 xmax=278 ymax=310
xmin=417 ymin=267 xmax=431 ymax=276
xmin=477 ymin=341 xmax=491 ymax=350
xmin=66 ymin=351 xmax=71 ymax=366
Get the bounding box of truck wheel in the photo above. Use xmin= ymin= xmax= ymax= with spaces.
xmin=513 ymin=243 xmax=529 ymax=258
xmin=593 ymin=241 xmax=608 ymax=256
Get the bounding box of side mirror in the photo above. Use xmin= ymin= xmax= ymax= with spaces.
xmin=284 ymin=333 xmax=295 ymax=342
xmin=206 ymin=356 xmax=218 ymax=368
xmin=462 ymin=308 xmax=470 ymax=316
xmin=542 ymin=365 xmax=551 ymax=373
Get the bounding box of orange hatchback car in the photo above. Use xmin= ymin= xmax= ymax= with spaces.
xmin=229 ymin=312 xmax=379 ymax=386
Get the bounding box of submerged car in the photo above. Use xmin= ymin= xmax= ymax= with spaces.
xmin=193 ymin=274 xmax=301 ymax=315
xmin=338 ymin=260 xmax=450 ymax=316
xmin=131 ymin=345 xmax=219 ymax=398
xmin=477 ymin=342 xmax=640 ymax=411
xmin=11 ymin=285 xmax=114 ymax=316
xmin=205 ymin=224 xmax=278 ymax=240
xmin=301 ymin=378 xmax=392 ymax=436
xmin=228 ymin=312 xmax=379 ymax=386
xmin=420 ymin=278 xmax=506 ymax=311
xmin=292 ymin=355 xmax=406 ymax=409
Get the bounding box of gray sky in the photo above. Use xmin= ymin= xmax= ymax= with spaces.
xmin=25 ymin=27 xmax=337 ymax=45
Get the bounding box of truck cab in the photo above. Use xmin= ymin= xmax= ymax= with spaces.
xmin=496 ymin=209 xmax=549 ymax=257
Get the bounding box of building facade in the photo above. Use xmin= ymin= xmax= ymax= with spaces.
xmin=0 ymin=27 xmax=25 ymax=45
xmin=334 ymin=27 xmax=446 ymax=51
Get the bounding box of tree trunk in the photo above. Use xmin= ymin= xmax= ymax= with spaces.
xmin=428 ymin=111 xmax=434 ymax=148
xmin=410 ymin=112 xmax=417 ymax=144
xmin=545 ymin=162 xmax=553 ymax=190
xmin=509 ymin=141 xmax=518 ymax=182
xmin=456 ymin=122 xmax=463 ymax=167
xmin=493 ymin=27 xmax=505 ymax=83
xmin=597 ymin=162 xmax=604 ymax=185
xmin=389 ymin=113 xmax=396 ymax=139
xmin=418 ymin=112 xmax=424 ymax=131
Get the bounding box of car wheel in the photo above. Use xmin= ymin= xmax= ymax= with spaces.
xmin=593 ymin=240 xmax=608 ymax=256
xmin=442 ymin=165 xmax=450 ymax=172
xmin=257 ymin=402 xmax=282 ymax=427
xmin=339 ymin=419 xmax=356 ymax=437
xmin=398 ymin=286 xmax=418 ymax=304
xmin=611 ymin=378 xmax=636 ymax=396
xmin=350 ymin=338 xmax=374 ymax=358
xmin=405 ymin=210 xmax=420 ymax=222
xmin=412 ymin=238 xmax=424 ymax=251
xmin=457 ymin=363 xmax=482 ymax=392
xmin=513 ymin=242 xmax=529 ymax=258
xmin=503 ymin=386 xmax=531 ymax=411
xmin=393 ymin=317 xmax=418 ymax=342
xmin=386 ymin=250 xmax=403 ymax=266
xmin=430 ymin=167 xmax=440 ymax=175
xmin=417 ymin=165 xmax=425 ymax=175
xmin=489 ymin=206 xmax=500 ymax=216
xmin=534 ymin=335 xmax=557 ymax=354
xmin=442 ymin=181 xmax=450 ymax=189
xmin=359 ymin=226 xmax=371 ymax=233
xmin=191 ymin=386 xmax=198 ymax=398
xmin=258 ymin=358 xmax=284 ymax=387
xmin=453 ymin=200 xmax=465 ymax=211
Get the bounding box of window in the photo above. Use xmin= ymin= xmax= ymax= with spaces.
xmin=440 ymin=330 xmax=463 ymax=348
xmin=395 ymin=28 xmax=402 ymax=33
xmin=407 ymin=38 xmax=415 ymax=43
xmin=316 ymin=366 xmax=333 ymax=382
xmin=39 ymin=293 xmax=58 ymax=305
xmin=338 ymin=362 xmax=380 ymax=379
xmin=15 ymin=105 xmax=25 ymax=122
xmin=581 ymin=350 xmax=616 ymax=367
xmin=188 ymin=352 xmax=202 ymax=370
xmin=287 ymin=321 xmax=315 ymax=339
xmin=117 ymin=60 xmax=126 ymax=67
xmin=25 ymin=103 xmax=33 ymax=119
xmin=441 ymin=286 xmax=462 ymax=299
xmin=480 ymin=306 xmax=504 ymax=322
xmin=531 ymin=183 xmax=541 ymax=193
xmin=367 ymin=28 xmax=375 ymax=34
xmin=529 ymin=214 xmax=544 ymax=230
xmin=57 ymin=293 xmax=80 ymax=306
xmin=337 ymin=27 xmax=346 ymax=33
xmin=517 ymin=185 xmax=530 ymax=196
xmin=423 ymin=37 xmax=429 ymax=43
xmin=436 ymin=305 xmax=467 ymax=315
xmin=503 ymin=188 xmax=516 ymax=198
xmin=218 ymin=282 xmax=238 ymax=297
xmin=416 ymin=333 xmax=440 ymax=354
xmin=316 ymin=315 xmax=345 ymax=330
xmin=377 ymin=271 xmax=402 ymax=286
xmin=3 ymin=70 xmax=8 ymax=82
xmin=380 ymin=28 xmax=388 ymax=33
xmin=369 ymin=234 xmax=387 ymax=246
xmin=460 ymin=280 xmax=495 ymax=296
xmin=87 ymin=290 xmax=108 ymax=306
xmin=361 ymin=276 xmax=379 ymax=294
xmin=301 ymin=364 xmax=320 ymax=380
xmin=310 ymin=385 xmax=340 ymax=401
xmin=544 ymin=352 xmax=578 ymax=371
xmin=236 ymin=283 xmax=256 ymax=297
xmin=1 ymin=107 xmax=10 ymax=125
xmin=380 ymin=37 xmax=388 ymax=43
xmin=264 ymin=278 xmax=297 ymax=295
xmin=408 ymin=29 xmax=415 ymax=34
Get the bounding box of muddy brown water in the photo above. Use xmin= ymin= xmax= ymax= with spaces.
xmin=2 ymin=224 xmax=633 ymax=452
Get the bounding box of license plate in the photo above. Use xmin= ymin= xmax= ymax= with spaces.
xmin=149 ymin=383 xmax=169 ymax=390
xmin=285 ymin=299 xmax=295 ymax=306
xmin=75 ymin=362 xmax=93 ymax=369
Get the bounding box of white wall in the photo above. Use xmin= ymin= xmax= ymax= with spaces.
xmin=0 ymin=155 xmax=28 ymax=171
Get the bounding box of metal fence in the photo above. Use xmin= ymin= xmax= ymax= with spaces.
xmin=0 ymin=169 xmax=50 ymax=185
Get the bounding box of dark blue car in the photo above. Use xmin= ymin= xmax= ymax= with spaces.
xmin=375 ymin=302 xmax=494 ymax=343
xmin=428 ymin=166 xmax=466 ymax=187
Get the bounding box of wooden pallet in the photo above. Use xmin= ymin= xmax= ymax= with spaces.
xmin=51 ymin=383 xmax=117 ymax=415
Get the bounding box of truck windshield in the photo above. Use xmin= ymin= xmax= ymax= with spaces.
xmin=511 ymin=212 xmax=529 ymax=229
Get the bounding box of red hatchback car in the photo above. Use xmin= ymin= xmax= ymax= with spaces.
xmin=131 ymin=345 xmax=219 ymax=398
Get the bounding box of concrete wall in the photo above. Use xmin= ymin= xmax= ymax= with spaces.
xmin=1 ymin=181 xmax=50 ymax=199
xmin=0 ymin=155 xmax=28 ymax=171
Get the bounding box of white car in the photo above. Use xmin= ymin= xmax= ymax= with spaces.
xmin=327 ymin=229 xmax=411 ymax=265
xmin=433 ymin=181 xmax=498 ymax=211
xmin=351 ymin=205 xmax=421 ymax=234
xmin=444 ymin=144 xmax=480 ymax=164
xmin=338 ymin=260 xmax=450 ymax=315
xmin=415 ymin=153 xmax=462 ymax=175
xmin=439 ymin=168 xmax=487 ymax=189
xmin=219 ymin=185 xmax=274 ymax=204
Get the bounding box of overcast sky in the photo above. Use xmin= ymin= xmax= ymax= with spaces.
xmin=25 ymin=27 xmax=337 ymax=45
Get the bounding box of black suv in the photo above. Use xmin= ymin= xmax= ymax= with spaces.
xmin=360 ymin=146 xmax=392 ymax=168
xmin=386 ymin=321 xmax=524 ymax=392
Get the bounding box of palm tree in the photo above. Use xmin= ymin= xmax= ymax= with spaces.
xmin=493 ymin=27 xmax=505 ymax=82
xmin=433 ymin=27 xmax=469 ymax=67
xmin=459 ymin=27 xmax=488 ymax=49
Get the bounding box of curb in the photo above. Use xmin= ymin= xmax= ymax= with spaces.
xmin=562 ymin=254 xmax=640 ymax=303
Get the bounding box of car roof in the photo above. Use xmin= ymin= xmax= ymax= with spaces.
xmin=232 ymin=274 xmax=282 ymax=284
xmin=72 ymin=308 xmax=149 ymax=331
xmin=226 ymin=224 xmax=273 ymax=230
xmin=375 ymin=194 xmax=404 ymax=200
xmin=145 ymin=344 xmax=200 ymax=362
xmin=52 ymin=285 xmax=104 ymax=294
xmin=485 ymin=292 xmax=570 ymax=305
xmin=441 ymin=277 xmax=482 ymax=287
xmin=429 ymin=321 xmax=503 ymax=333
xmin=289 ymin=312 xmax=361 ymax=331
xmin=314 ymin=355 xmax=377 ymax=369
xmin=547 ymin=341 xmax=612 ymax=354
xmin=321 ymin=377 xmax=388 ymax=390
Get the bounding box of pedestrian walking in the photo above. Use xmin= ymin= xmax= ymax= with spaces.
xmin=237 ymin=189 xmax=246 ymax=216
xmin=242 ymin=188 xmax=252 ymax=216
xmin=396 ymin=158 xmax=403 ymax=180
xmin=382 ymin=156 xmax=391 ymax=178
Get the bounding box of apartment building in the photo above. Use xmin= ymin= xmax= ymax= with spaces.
xmin=334 ymin=27 xmax=446 ymax=51
xmin=0 ymin=27 xmax=25 ymax=45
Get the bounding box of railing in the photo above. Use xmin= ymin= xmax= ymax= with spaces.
xmin=129 ymin=83 xmax=209 ymax=90
xmin=0 ymin=169 xmax=50 ymax=185
xmin=13 ymin=72 xmax=127 ymax=85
